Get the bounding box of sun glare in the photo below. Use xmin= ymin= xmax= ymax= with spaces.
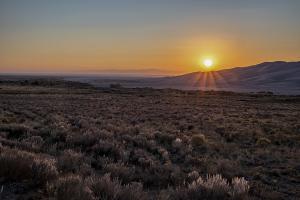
xmin=203 ymin=59 xmax=213 ymax=68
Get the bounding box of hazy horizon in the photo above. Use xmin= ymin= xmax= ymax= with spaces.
xmin=1 ymin=0 xmax=300 ymax=74
xmin=1 ymin=60 xmax=299 ymax=77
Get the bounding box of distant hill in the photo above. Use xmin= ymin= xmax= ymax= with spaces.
xmin=150 ymin=61 xmax=300 ymax=94
xmin=66 ymin=61 xmax=300 ymax=94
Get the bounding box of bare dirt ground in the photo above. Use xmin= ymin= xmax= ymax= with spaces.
xmin=0 ymin=80 xmax=299 ymax=199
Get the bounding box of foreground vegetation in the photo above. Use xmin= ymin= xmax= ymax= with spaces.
xmin=0 ymin=79 xmax=299 ymax=199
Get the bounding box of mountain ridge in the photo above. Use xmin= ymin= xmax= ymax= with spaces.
xmin=66 ymin=61 xmax=300 ymax=94
xmin=151 ymin=61 xmax=300 ymax=94
xmin=169 ymin=61 xmax=300 ymax=78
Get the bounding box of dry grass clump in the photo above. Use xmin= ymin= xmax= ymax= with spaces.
xmin=190 ymin=174 xmax=231 ymax=198
xmin=231 ymin=177 xmax=250 ymax=198
xmin=170 ymin=174 xmax=250 ymax=200
xmin=0 ymin=147 xmax=58 ymax=184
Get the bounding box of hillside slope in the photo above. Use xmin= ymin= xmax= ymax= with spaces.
xmin=153 ymin=61 xmax=300 ymax=94
xmin=65 ymin=61 xmax=300 ymax=94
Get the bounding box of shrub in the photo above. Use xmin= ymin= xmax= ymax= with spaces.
xmin=187 ymin=171 xmax=200 ymax=182
xmin=71 ymin=118 xmax=89 ymax=129
xmin=22 ymin=135 xmax=44 ymax=149
xmin=58 ymin=149 xmax=86 ymax=173
xmin=158 ymin=190 xmax=172 ymax=200
xmin=0 ymin=124 xmax=31 ymax=139
xmin=191 ymin=134 xmax=206 ymax=147
xmin=0 ymin=148 xmax=58 ymax=184
xmin=32 ymin=157 xmax=58 ymax=185
xmin=110 ymin=83 xmax=122 ymax=89
xmin=0 ymin=148 xmax=33 ymax=181
xmin=172 ymin=138 xmax=183 ymax=149
xmin=157 ymin=148 xmax=170 ymax=162
xmin=88 ymin=174 xmax=147 ymax=200
xmin=172 ymin=138 xmax=182 ymax=145
xmin=155 ymin=131 xmax=175 ymax=146
xmin=131 ymin=149 xmax=156 ymax=168
xmin=210 ymin=159 xmax=243 ymax=180
xmin=118 ymin=182 xmax=147 ymax=200
xmin=47 ymin=175 xmax=95 ymax=200
xmin=92 ymin=140 xmax=122 ymax=161
xmin=66 ymin=132 xmax=98 ymax=148
xmin=104 ymin=162 xmax=135 ymax=184
xmin=256 ymin=137 xmax=271 ymax=146
xmin=0 ymin=131 xmax=8 ymax=138
xmin=88 ymin=174 xmax=121 ymax=199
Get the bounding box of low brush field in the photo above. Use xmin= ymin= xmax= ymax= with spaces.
xmin=0 ymin=79 xmax=299 ymax=199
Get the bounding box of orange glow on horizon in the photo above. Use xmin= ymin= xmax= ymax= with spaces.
xmin=1 ymin=1 xmax=300 ymax=75
xmin=0 ymin=33 xmax=299 ymax=75
xmin=0 ymin=35 xmax=299 ymax=75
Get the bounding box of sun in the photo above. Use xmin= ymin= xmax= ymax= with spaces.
xmin=197 ymin=57 xmax=216 ymax=71
xmin=203 ymin=59 xmax=213 ymax=68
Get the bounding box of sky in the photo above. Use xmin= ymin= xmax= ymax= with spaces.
xmin=0 ymin=0 xmax=300 ymax=75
